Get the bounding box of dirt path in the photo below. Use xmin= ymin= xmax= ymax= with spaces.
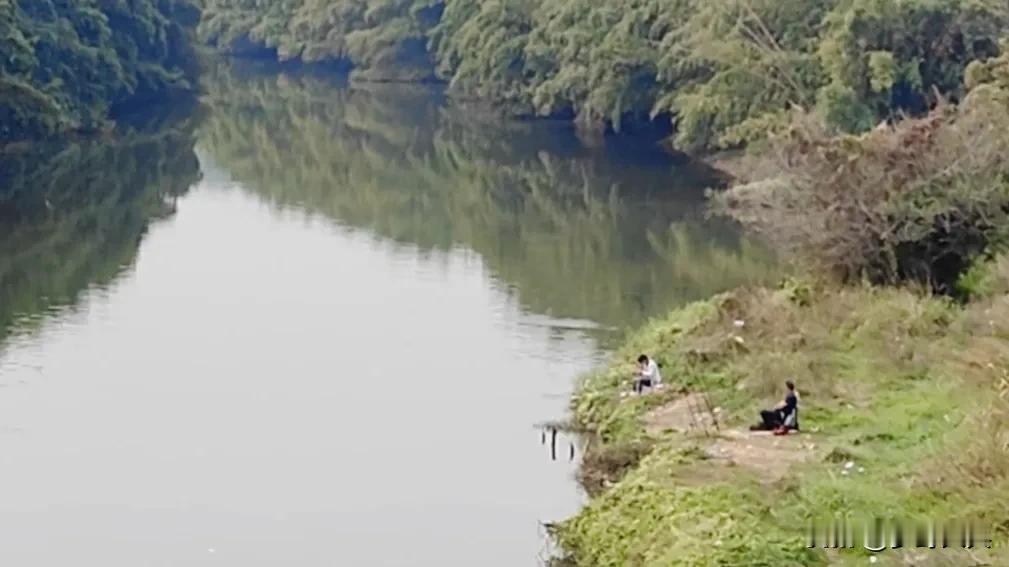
xmin=644 ymin=392 xmax=720 ymax=436
xmin=704 ymin=429 xmax=815 ymax=482
xmin=644 ymin=393 xmax=816 ymax=483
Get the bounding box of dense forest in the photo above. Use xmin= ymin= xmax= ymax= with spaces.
xmin=197 ymin=0 xmax=1009 ymax=150
xmin=199 ymin=63 xmax=775 ymax=331
xmin=5 ymin=0 xmax=1005 ymax=150
xmin=0 ymin=0 xmax=200 ymax=141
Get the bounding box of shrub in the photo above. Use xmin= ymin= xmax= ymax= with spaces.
xmin=715 ymin=73 xmax=1009 ymax=292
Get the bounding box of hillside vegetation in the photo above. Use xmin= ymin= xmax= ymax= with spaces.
xmin=551 ymin=36 xmax=1009 ymax=567
xmin=198 ymin=0 xmax=1009 ymax=150
xmin=556 ymin=275 xmax=1009 ymax=566
xmin=718 ymin=43 xmax=1009 ymax=293
xmin=0 ymin=0 xmax=200 ymax=141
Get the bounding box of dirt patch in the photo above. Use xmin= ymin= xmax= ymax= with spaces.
xmin=644 ymin=393 xmax=721 ymax=436
xmin=703 ymin=429 xmax=816 ymax=483
xmin=645 ymin=393 xmax=817 ymax=483
xmin=578 ymin=441 xmax=655 ymax=496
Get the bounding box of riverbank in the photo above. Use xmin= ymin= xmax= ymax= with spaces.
xmin=196 ymin=1 xmax=1008 ymax=153
xmin=552 ymin=266 xmax=1009 ymax=565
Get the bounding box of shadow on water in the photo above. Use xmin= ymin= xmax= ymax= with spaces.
xmin=197 ymin=61 xmax=780 ymax=346
xmin=0 ymin=111 xmax=201 ymax=350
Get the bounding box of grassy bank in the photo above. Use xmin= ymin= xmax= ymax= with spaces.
xmin=554 ymin=265 xmax=1009 ymax=565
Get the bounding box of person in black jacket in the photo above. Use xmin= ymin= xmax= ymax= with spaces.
xmin=752 ymin=380 xmax=799 ymax=431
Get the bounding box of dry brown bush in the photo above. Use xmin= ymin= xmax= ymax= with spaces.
xmin=714 ymin=85 xmax=1009 ymax=294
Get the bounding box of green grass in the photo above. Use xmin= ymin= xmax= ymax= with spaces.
xmin=555 ymin=447 xmax=820 ymax=566
xmin=556 ymin=269 xmax=1009 ymax=566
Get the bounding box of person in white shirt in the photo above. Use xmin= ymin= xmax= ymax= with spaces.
xmin=635 ymin=354 xmax=662 ymax=394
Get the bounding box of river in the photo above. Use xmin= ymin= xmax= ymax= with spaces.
xmin=0 ymin=62 xmax=774 ymax=566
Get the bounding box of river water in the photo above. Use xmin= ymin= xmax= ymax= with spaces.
xmin=0 ymin=63 xmax=773 ymax=566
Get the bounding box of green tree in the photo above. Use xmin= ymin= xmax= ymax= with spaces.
xmin=817 ymin=0 xmax=1004 ymax=132
xmin=195 ymin=0 xmax=1009 ymax=151
xmin=199 ymin=0 xmax=442 ymax=79
xmin=0 ymin=0 xmax=199 ymax=141
xmin=658 ymin=0 xmax=832 ymax=150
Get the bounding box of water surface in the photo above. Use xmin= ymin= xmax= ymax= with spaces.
xmin=0 ymin=64 xmax=773 ymax=566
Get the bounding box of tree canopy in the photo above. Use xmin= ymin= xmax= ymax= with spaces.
xmin=196 ymin=0 xmax=1009 ymax=150
xmin=0 ymin=0 xmax=200 ymax=141
xmin=199 ymin=0 xmax=442 ymax=79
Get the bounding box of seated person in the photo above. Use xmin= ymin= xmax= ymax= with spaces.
xmin=634 ymin=354 xmax=662 ymax=394
xmin=751 ymin=380 xmax=799 ymax=431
